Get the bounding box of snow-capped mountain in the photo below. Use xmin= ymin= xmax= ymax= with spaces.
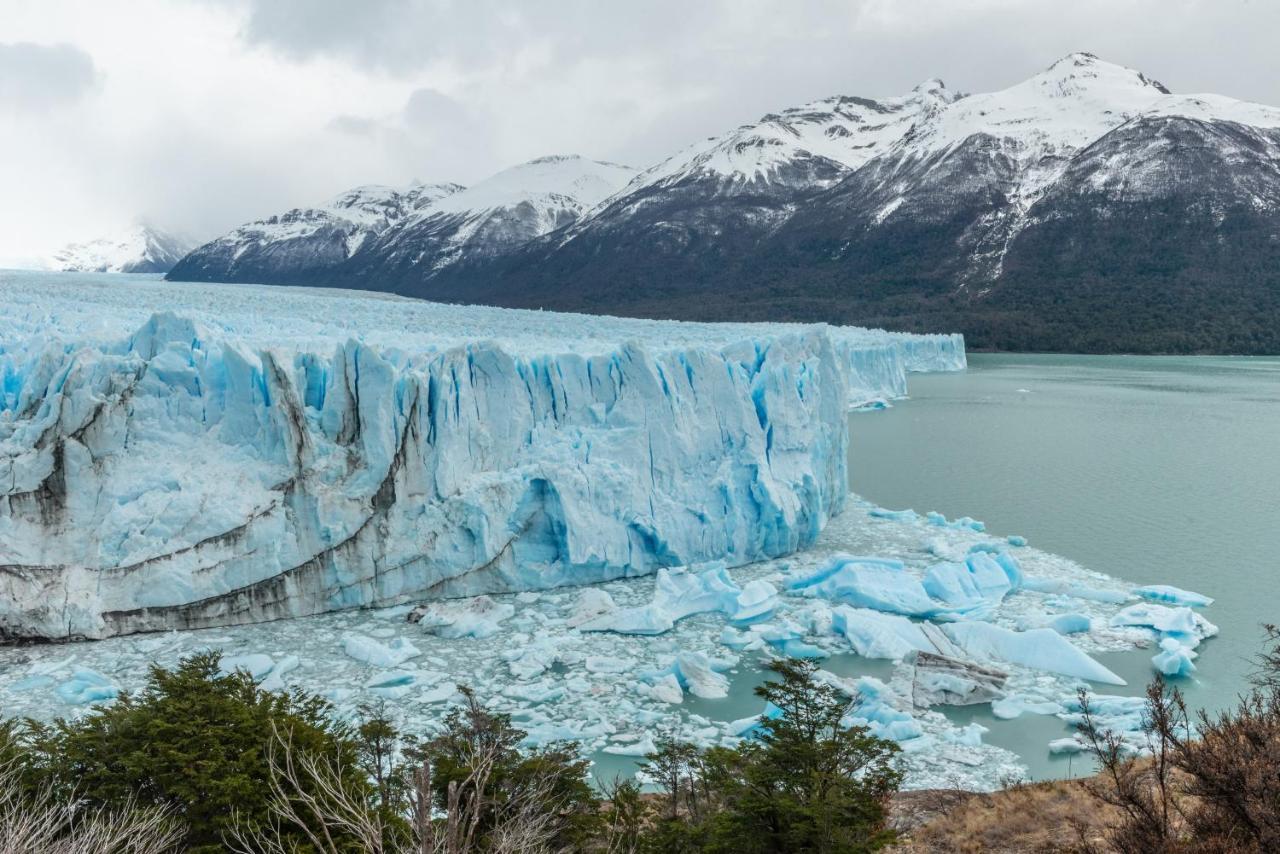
xmin=50 ymin=224 xmax=193 ymax=274
xmin=165 ymin=181 xmax=463 ymax=284
xmin=169 ymin=55 xmax=1280 ymax=353
xmin=170 ymin=155 xmax=636 ymax=287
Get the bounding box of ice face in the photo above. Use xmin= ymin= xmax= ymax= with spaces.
xmin=0 ymin=274 xmax=967 ymax=639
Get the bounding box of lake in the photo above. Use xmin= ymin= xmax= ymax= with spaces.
xmin=850 ymin=353 xmax=1280 ymax=780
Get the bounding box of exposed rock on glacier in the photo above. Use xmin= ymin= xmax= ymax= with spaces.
xmin=0 ymin=275 xmax=966 ymax=639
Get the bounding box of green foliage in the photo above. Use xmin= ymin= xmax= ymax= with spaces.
xmin=412 ymin=686 xmax=601 ymax=851
xmin=642 ymin=659 xmax=903 ymax=854
xmin=17 ymin=651 xmax=372 ymax=853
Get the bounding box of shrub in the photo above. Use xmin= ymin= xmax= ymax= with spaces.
xmin=17 ymin=652 xmax=372 ymax=853
xmin=642 ymin=658 xmax=903 ymax=853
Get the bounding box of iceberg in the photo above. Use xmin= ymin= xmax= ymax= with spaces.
xmin=577 ymin=563 xmax=743 ymax=635
xmin=1132 ymin=585 xmax=1214 ymax=608
xmin=786 ymin=555 xmax=949 ymax=618
xmin=942 ymin=622 xmax=1126 ymax=685
xmin=56 ymin=668 xmax=118 ymax=705
xmin=1110 ymin=603 xmax=1218 ymax=648
xmin=341 ymin=634 xmax=422 ymax=667
xmin=922 ymin=552 xmax=1022 ymax=612
xmin=829 ymin=606 xmax=961 ymax=661
xmin=1152 ymin=638 xmax=1197 ymax=678
xmin=0 ymin=276 xmax=961 ymax=639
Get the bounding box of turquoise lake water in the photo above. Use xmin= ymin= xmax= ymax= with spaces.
xmin=850 ymin=353 xmax=1280 ymax=780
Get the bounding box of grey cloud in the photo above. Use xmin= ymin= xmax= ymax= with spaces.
xmin=0 ymin=42 xmax=99 ymax=110
xmin=327 ymin=114 xmax=381 ymax=135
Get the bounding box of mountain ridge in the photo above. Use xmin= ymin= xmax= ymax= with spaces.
xmin=168 ymin=54 xmax=1280 ymax=354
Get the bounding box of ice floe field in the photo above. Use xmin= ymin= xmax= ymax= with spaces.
xmin=0 ymin=272 xmax=1218 ymax=790
xmin=0 ymin=494 xmax=1217 ymax=791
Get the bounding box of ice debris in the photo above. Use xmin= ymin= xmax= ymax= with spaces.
xmin=1133 ymin=585 xmax=1213 ymax=607
xmin=942 ymin=622 xmax=1126 ymax=685
xmin=56 ymin=669 xmax=118 ymax=705
xmin=342 ymin=634 xmax=422 ymax=668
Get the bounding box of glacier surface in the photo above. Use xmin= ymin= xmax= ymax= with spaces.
xmin=0 ymin=272 xmax=963 ymax=639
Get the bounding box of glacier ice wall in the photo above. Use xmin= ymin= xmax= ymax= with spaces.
xmin=0 ymin=273 xmax=965 ymax=639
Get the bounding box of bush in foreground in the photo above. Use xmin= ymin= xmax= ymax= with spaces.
xmin=2 ymin=653 xmax=905 ymax=852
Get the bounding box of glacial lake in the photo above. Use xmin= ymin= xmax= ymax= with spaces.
xmin=850 ymin=353 xmax=1280 ymax=781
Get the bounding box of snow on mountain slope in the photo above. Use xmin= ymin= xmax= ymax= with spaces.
xmin=350 ymin=155 xmax=637 ymax=276
xmin=0 ymin=271 xmax=963 ymax=640
xmin=50 ymin=224 xmax=192 ymax=274
xmin=165 ymin=181 xmax=463 ymax=284
xmin=626 ymin=79 xmax=959 ymax=192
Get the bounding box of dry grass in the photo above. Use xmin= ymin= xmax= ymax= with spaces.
xmin=887 ymin=779 xmax=1121 ymax=854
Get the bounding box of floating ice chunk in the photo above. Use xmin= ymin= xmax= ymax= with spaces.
xmin=1110 ymin=603 xmax=1217 ymax=648
xmin=944 ymin=723 xmax=988 ymax=747
xmin=647 ymin=673 xmax=684 ymax=704
xmin=1006 ymin=535 xmax=1028 ymax=547
xmin=1057 ymin=693 xmax=1154 ymax=756
xmin=926 ymin=511 xmax=985 ymax=532
xmin=503 ymin=635 xmax=577 ymax=679
xmin=1016 ymin=612 xmax=1092 ymax=635
xmin=829 ymin=607 xmax=959 ymax=661
xmin=720 ymin=626 xmax=760 ymax=651
xmin=342 ymin=634 xmax=421 ymax=668
xmin=365 ymin=670 xmax=419 ymax=699
xmin=1132 ymin=585 xmax=1214 ymax=608
xmin=565 ymin=588 xmax=618 ymax=628
xmin=868 ymin=506 xmax=919 ymax=522
xmin=1152 ymin=638 xmax=1197 ymax=678
xmin=755 ymin=622 xmax=829 ymax=659
xmin=730 ymin=702 xmax=785 ymax=739
xmin=56 ymin=669 xmax=118 ymax=705
xmin=787 ymin=555 xmax=948 ymax=618
xmin=10 ymin=674 xmax=54 ymax=692
xmin=420 ymin=683 xmax=462 ymax=704
xmin=1022 ymin=577 xmax=1131 ymax=604
xmin=219 ymin=653 xmax=275 ymax=680
xmin=923 ymin=552 xmax=1020 ymax=612
xmin=603 ymin=735 xmax=657 ymax=756
xmin=579 ymin=564 xmax=743 ymax=635
xmin=1049 ymin=738 xmax=1086 ymax=755
xmin=842 ymin=676 xmax=924 ymax=742
xmin=942 ymin=622 xmax=1125 ymax=685
xmin=730 ymin=580 xmax=779 ymax=624
xmin=585 ymin=656 xmax=631 ymax=674
xmin=259 ymin=654 xmax=300 ymax=692
xmin=503 ymin=680 xmax=565 ymax=703
xmin=644 ymin=651 xmax=733 ymax=701
xmin=1048 ymin=614 xmax=1092 ymax=635
xmin=409 ymin=597 xmax=515 ymax=639
xmin=991 ymin=695 xmax=1063 ymax=720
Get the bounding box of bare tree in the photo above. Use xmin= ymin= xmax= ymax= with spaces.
xmin=230 ymin=690 xmax=579 ymax=854
xmin=0 ymin=757 xmax=180 ymax=854
xmin=225 ymin=722 xmax=387 ymax=854
xmin=1076 ymin=678 xmax=1187 ymax=854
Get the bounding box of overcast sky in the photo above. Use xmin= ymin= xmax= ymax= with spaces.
xmin=3 ymin=0 xmax=1278 ymax=264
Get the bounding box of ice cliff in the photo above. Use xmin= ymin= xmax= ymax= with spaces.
xmin=0 ymin=273 xmax=964 ymax=640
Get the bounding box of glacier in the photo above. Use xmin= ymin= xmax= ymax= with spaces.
xmin=0 ymin=272 xmax=964 ymax=640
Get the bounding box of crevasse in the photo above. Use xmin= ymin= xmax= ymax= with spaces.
xmin=0 ymin=275 xmax=964 ymax=640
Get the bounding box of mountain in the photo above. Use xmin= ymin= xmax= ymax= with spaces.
xmin=164 ymin=181 xmax=463 ymax=284
xmin=169 ymin=155 xmax=637 ymax=286
xmin=169 ymin=55 xmax=1280 ymax=354
xmin=51 ymin=224 xmax=193 ymax=274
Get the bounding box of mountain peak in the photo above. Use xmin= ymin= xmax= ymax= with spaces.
xmin=1033 ymin=52 xmax=1171 ymax=96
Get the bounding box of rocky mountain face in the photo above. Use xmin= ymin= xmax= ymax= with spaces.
xmin=168 ymin=55 xmax=1280 ymax=353
xmin=168 ymin=156 xmax=636 ymax=288
xmin=51 ymin=224 xmax=192 ymax=274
